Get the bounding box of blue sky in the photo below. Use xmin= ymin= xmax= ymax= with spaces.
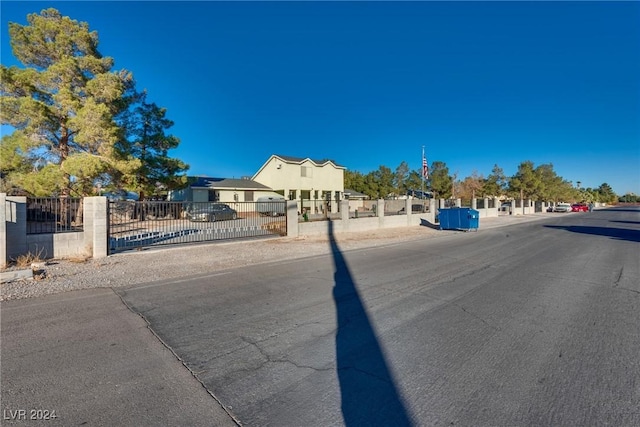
xmin=2 ymin=1 xmax=639 ymax=195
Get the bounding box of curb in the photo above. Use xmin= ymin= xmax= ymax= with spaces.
xmin=0 ymin=268 xmax=33 ymax=283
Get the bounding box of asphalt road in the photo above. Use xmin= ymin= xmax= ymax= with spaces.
xmin=2 ymin=207 xmax=638 ymax=426
xmin=114 ymin=207 xmax=639 ymax=426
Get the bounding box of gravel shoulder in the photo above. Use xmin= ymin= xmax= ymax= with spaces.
xmin=1 ymin=225 xmax=442 ymax=301
xmin=0 ymin=215 xmax=548 ymax=301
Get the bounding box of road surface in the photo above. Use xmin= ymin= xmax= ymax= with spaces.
xmin=116 ymin=207 xmax=640 ymax=426
xmin=2 ymin=207 xmax=638 ymax=426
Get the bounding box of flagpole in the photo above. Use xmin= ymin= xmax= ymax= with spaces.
xmin=421 ymin=145 xmax=425 ymax=200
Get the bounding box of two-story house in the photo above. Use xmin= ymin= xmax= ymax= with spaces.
xmin=252 ymin=155 xmax=345 ymax=212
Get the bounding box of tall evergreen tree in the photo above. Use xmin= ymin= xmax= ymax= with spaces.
xmin=508 ymin=161 xmax=542 ymax=199
xmin=374 ymin=165 xmax=395 ymax=198
xmin=1 ymin=9 xmax=188 ymax=198
xmin=597 ymin=183 xmax=617 ymax=204
xmin=482 ymin=164 xmax=508 ymax=197
xmin=393 ymin=161 xmax=410 ymax=196
xmin=0 ymin=8 xmax=139 ymax=196
xmin=429 ymin=161 xmax=452 ymax=199
xmin=116 ymin=93 xmax=188 ymax=200
xmin=404 ymin=170 xmax=424 ymax=196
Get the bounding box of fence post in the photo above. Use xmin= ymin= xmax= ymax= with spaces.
xmin=83 ymin=197 xmax=94 ymax=256
xmin=1 ymin=194 xmax=27 ymax=268
xmin=286 ymin=200 xmax=299 ymax=238
xmin=84 ymin=196 xmax=108 ymax=258
xmin=340 ymin=199 xmax=349 ymax=231
xmin=1 ymin=193 xmax=6 ymax=268
xmin=377 ymin=199 xmax=385 ymax=228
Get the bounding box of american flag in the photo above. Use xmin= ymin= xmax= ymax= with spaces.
xmin=422 ymin=150 xmax=429 ymax=180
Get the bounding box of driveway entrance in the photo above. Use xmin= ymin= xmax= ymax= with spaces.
xmin=108 ymin=200 xmax=286 ymax=253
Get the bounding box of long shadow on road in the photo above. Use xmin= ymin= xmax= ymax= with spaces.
xmin=544 ymin=224 xmax=640 ymax=243
xmin=328 ymin=220 xmax=414 ymax=426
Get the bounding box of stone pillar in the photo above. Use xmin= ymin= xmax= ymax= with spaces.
xmin=1 ymin=194 xmax=27 ymax=267
xmin=405 ymin=197 xmax=414 ymax=225
xmin=455 ymin=198 xmax=462 ymax=207
xmin=83 ymin=197 xmax=94 ymax=254
xmin=377 ymin=199 xmax=385 ymax=227
xmin=471 ymin=198 xmax=477 ymax=210
xmin=92 ymin=197 xmax=108 ymax=258
xmin=439 ymin=198 xmax=445 ymax=209
xmin=340 ymin=199 xmax=349 ymax=230
xmin=429 ymin=198 xmax=437 ymax=214
xmin=1 ymin=193 xmax=6 ymax=268
xmin=376 ymin=199 xmax=384 ymax=217
xmin=286 ymin=200 xmax=299 ymax=238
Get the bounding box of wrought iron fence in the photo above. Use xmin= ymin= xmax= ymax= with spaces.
xmin=26 ymin=197 xmax=84 ymax=234
xmin=109 ymin=200 xmax=287 ymax=252
xmin=298 ymin=198 xmax=341 ymax=221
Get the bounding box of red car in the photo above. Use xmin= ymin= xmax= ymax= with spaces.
xmin=571 ymin=203 xmax=589 ymax=212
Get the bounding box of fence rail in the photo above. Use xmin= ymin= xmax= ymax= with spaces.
xmin=109 ymin=200 xmax=287 ymax=252
xmin=26 ymin=197 xmax=84 ymax=234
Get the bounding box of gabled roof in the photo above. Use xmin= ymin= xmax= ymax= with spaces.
xmin=273 ymin=154 xmax=345 ymax=168
xmin=252 ymin=154 xmax=345 ymax=180
xmin=187 ymin=176 xmax=272 ymax=191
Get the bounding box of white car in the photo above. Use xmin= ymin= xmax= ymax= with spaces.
xmin=553 ymin=203 xmax=572 ymax=213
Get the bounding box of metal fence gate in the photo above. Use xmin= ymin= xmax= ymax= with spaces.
xmin=109 ymin=200 xmax=287 ymax=253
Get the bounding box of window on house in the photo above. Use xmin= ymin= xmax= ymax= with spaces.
xmin=244 ymin=191 xmax=254 ymax=202
xmin=289 ymin=190 xmax=297 ymax=200
xmin=301 ymin=166 xmax=312 ymax=177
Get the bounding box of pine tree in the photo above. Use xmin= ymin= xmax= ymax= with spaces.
xmin=1 ymin=9 xmax=188 ymax=198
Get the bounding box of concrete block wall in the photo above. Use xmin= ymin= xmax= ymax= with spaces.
xmin=3 ymin=194 xmax=547 ymax=264
xmin=1 ymin=194 xmax=109 ymax=267
xmin=26 ymin=232 xmax=86 ymax=259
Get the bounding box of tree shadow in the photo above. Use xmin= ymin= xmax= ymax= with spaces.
xmin=598 ymin=207 xmax=640 ymax=213
xmin=328 ymin=220 xmax=414 ymax=426
xmin=544 ymin=225 xmax=640 ymax=243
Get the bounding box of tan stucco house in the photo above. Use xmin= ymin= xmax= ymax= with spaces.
xmin=252 ymin=155 xmax=345 ymax=203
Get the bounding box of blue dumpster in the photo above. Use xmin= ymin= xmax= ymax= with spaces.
xmin=438 ymin=207 xmax=479 ymax=231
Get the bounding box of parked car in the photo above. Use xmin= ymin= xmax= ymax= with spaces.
xmin=553 ymin=203 xmax=573 ymax=213
xmin=188 ymin=203 xmax=238 ymax=222
xmin=571 ymin=203 xmax=589 ymax=212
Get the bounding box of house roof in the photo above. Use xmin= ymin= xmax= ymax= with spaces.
xmin=252 ymin=154 xmax=345 ymax=180
xmin=344 ymin=188 xmax=369 ymax=199
xmin=273 ymin=154 xmax=345 ymax=168
xmin=188 ymin=176 xmax=272 ymax=191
